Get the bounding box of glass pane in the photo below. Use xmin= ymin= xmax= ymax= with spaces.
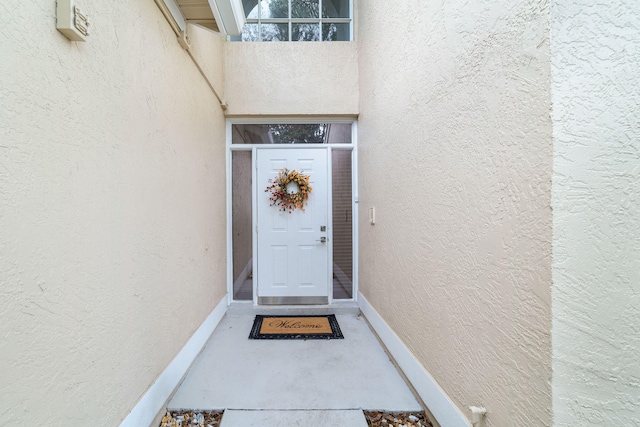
xmin=269 ymin=124 xmax=326 ymax=143
xmin=325 ymin=124 xmax=352 ymax=143
xmin=261 ymin=23 xmax=289 ymax=41
xmin=232 ymin=124 xmax=351 ymax=144
xmin=322 ymin=0 xmax=349 ymax=18
xmin=292 ymin=23 xmax=320 ymax=41
xmin=332 ymin=149 xmax=353 ymax=299
xmin=261 ymin=0 xmax=288 ymax=18
xmin=240 ymin=23 xmax=260 ymax=41
xmin=232 ymin=151 xmax=253 ymax=301
xmin=233 ymin=124 xmax=271 ymax=144
xmin=242 ymin=0 xmax=259 ymax=17
xmin=292 ymin=0 xmax=319 ymax=18
xmin=244 ymin=0 xmax=259 ymax=18
xmin=322 ymin=23 xmax=349 ymax=41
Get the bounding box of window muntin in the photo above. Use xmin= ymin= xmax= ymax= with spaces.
xmin=232 ymin=0 xmax=351 ymax=41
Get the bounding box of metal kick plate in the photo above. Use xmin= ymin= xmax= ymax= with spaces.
xmin=258 ymin=296 xmax=329 ymax=305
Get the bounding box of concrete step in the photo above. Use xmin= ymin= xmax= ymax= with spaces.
xmin=219 ymin=409 xmax=369 ymax=427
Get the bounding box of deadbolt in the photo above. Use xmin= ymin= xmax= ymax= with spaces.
xmin=320 ymin=225 xmax=326 ymax=231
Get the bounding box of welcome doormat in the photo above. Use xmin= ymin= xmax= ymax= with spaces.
xmin=249 ymin=315 xmax=344 ymax=340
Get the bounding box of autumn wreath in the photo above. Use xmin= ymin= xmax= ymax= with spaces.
xmin=265 ymin=168 xmax=312 ymax=213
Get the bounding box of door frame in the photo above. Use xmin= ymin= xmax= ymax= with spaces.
xmin=225 ymin=118 xmax=359 ymax=306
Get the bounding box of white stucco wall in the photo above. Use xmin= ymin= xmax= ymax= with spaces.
xmin=551 ymin=1 xmax=640 ymax=425
xmin=357 ymin=1 xmax=553 ymax=426
xmin=0 ymin=1 xmax=227 ymax=425
xmin=223 ymin=42 xmax=358 ymax=116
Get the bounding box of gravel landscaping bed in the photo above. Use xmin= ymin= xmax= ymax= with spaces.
xmin=158 ymin=409 xmax=432 ymax=426
xmin=159 ymin=410 xmax=223 ymax=427
xmin=364 ymin=411 xmax=433 ymax=427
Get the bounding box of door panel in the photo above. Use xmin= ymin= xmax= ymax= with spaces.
xmin=256 ymin=148 xmax=329 ymax=304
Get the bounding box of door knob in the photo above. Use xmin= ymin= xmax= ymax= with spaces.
xmin=316 ymin=236 xmax=327 ymax=243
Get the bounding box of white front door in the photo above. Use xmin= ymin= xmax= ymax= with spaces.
xmin=256 ymin=148 xmax=329 ymax=305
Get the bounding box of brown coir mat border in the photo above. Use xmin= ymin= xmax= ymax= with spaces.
xmin=249 ymin=314 xmax=344 ymax=340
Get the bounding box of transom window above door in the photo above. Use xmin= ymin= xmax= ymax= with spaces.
xmin=231 ymin=0 xmax=352 ymax=42
xmin=232 ymin=123 xmax=352 ymax=144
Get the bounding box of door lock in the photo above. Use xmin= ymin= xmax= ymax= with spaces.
xmin=316 ymin=236 xmax=327 ymax=243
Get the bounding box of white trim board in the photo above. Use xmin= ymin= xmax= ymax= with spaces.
xmin=358 ymin=292 xmax=471 ymax=427
xmin=119 ymin=295 xmax=228 ymax=427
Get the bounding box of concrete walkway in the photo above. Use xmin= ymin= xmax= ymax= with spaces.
xmin=168 ymin=311 xmax=422 ymax=427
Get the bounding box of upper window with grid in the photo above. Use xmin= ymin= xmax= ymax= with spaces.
xmin=231 ymin=0 xmax=352 ymax=42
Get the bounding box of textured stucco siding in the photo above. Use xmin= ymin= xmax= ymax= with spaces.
xmin=0 ymin=1 xmax=227 ymax=425
xmin=551 ymin=1 xmax=640 ymax=425
xmin=188 ymin=23 xmax=226 ymax=100
xmin=223 ymin=42 xmax=359 ymax=116
xmin=356 ymin=1 xmax=553 ymax=426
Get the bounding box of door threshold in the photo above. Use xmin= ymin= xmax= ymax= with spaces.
xmin=258 ymin=296 xmax=328 ymax=305
xmin=227 ymin=301 xmax=360 ymax=316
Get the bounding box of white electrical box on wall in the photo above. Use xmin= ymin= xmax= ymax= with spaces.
xmin=56 ymin=0 xmax=89 ymax=41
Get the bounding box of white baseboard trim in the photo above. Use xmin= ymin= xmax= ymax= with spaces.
xmin=119 ymin=295 xmax=228 ymax=427
xmin=358 ymin=292 xmax=471 ymax=427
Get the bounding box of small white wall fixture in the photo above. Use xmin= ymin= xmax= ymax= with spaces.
xmin=56 ymin=0 xmax=89 ymax=41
